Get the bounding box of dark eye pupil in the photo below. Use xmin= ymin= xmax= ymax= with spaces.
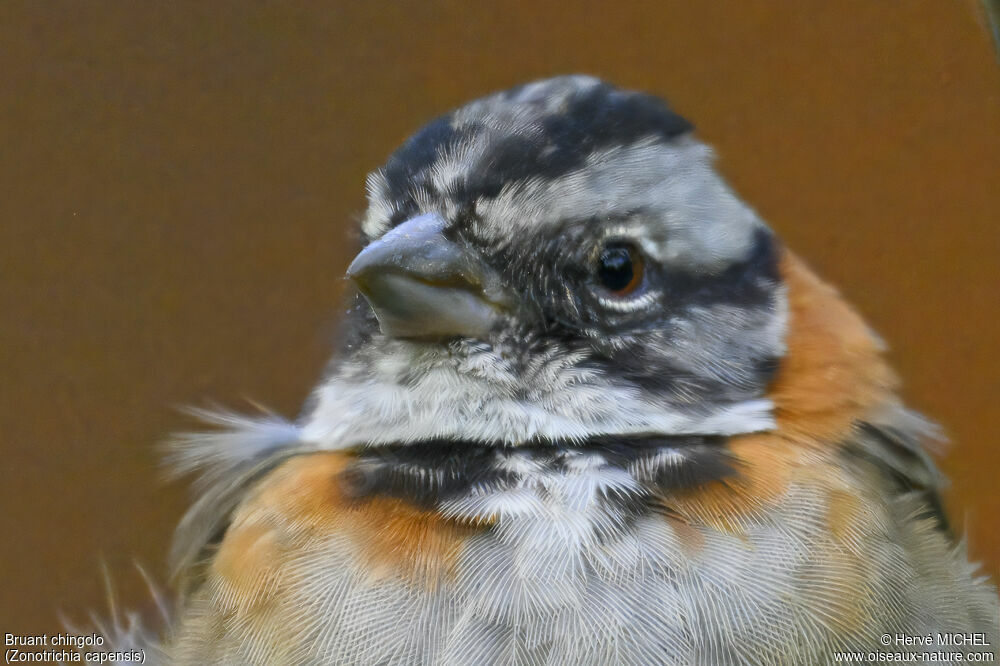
xmin=597 ymin=245 xmax=634 ymax=292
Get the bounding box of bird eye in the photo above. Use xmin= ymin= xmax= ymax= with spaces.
xmin=596 ymin=241 xmax=644 ymax=296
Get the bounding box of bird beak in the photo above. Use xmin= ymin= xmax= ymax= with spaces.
xmin=346 ymin=212 xmax=510 ymax=340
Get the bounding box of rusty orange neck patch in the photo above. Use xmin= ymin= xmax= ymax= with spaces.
xmin=769 ymin=249 xmax=898 ymax=446
xmin=662 ymin=250 xmax=900 ymax=534
xmin=212 ymin=452 xmax=481 ymax=604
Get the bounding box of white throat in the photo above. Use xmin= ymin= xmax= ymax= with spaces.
xmin=300 ymin=338 xmax=775 ymax=448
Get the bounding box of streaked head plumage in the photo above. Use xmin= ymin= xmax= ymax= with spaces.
xmin=307 ymin=76 xmax=788 ymax=447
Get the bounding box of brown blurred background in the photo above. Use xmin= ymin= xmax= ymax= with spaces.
xmin=1 ymin=0 xmax=998 ymax=635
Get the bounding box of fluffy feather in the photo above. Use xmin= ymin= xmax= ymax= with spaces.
xmin=150 ymin=77 xmax=999 ymax=664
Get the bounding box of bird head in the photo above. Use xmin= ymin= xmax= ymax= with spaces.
xmin=303 ymin=76 xmax=786 ymax=447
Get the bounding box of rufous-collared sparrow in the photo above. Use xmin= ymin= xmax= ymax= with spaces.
xmin=129 ymin=76 xmax=997 ymax=665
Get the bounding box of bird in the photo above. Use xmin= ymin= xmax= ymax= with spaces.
xmin=149 ymin=76 xmax=997 ymax=664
